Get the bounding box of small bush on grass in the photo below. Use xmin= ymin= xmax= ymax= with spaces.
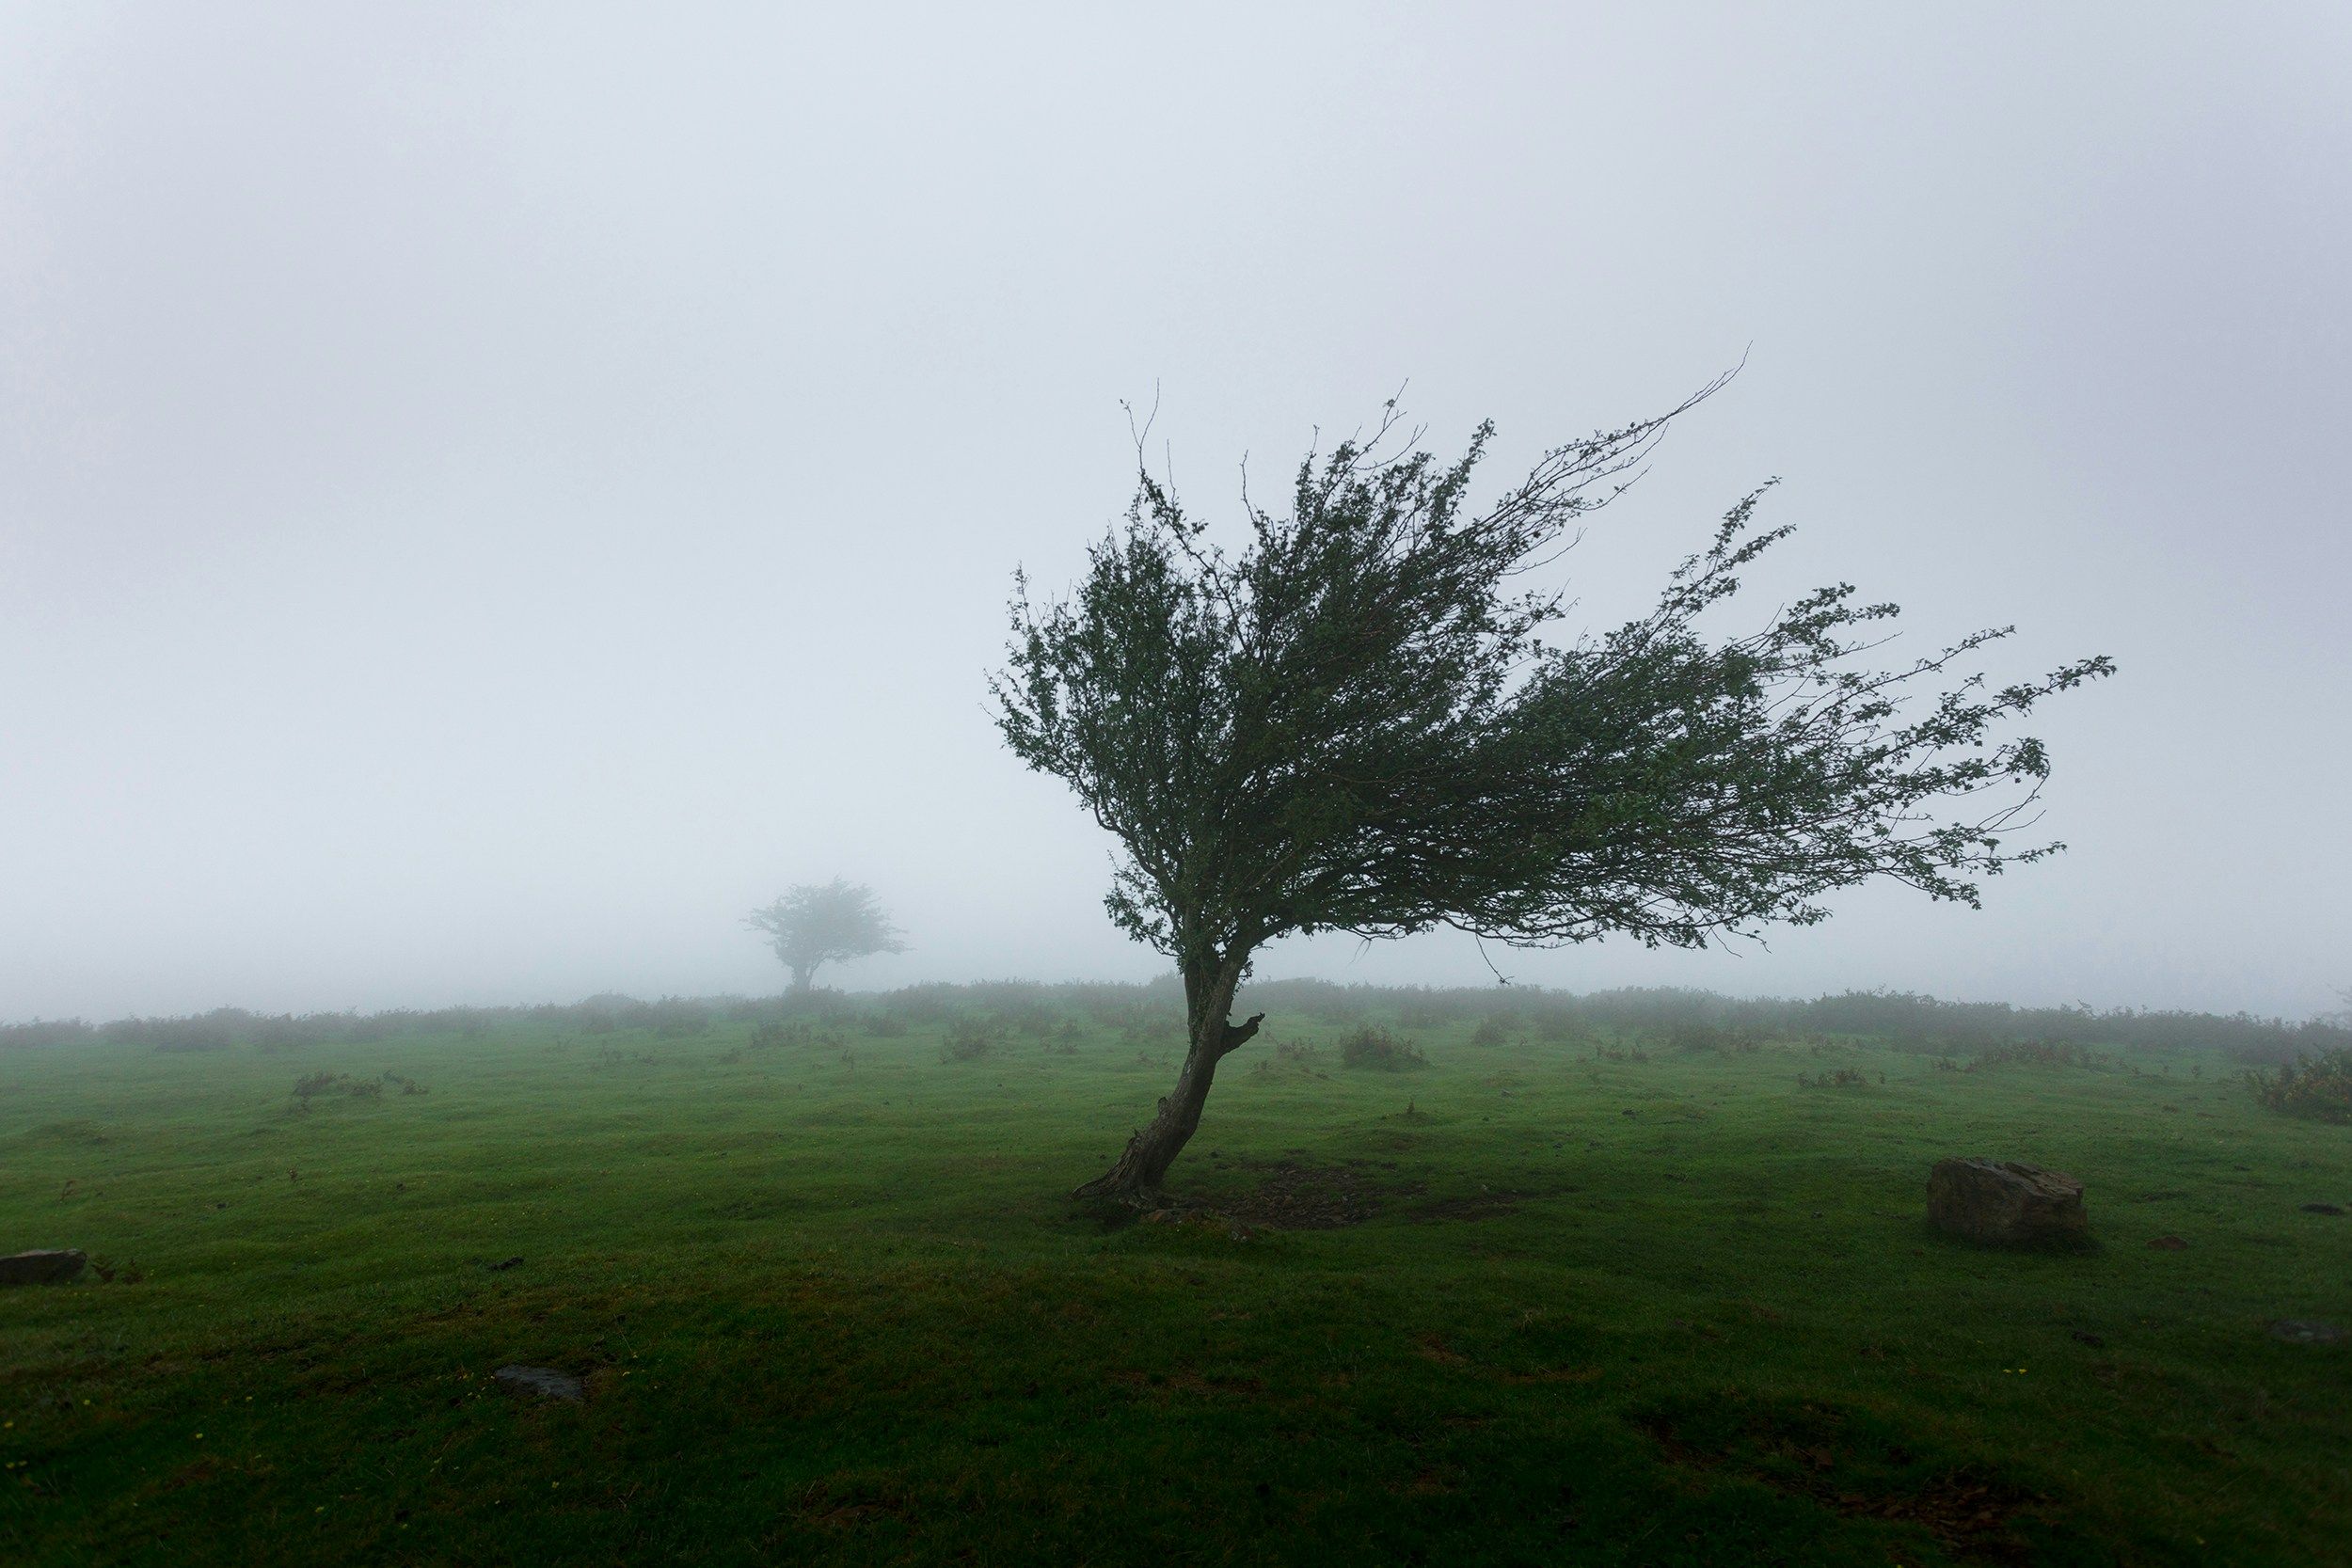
xmin=1340 ymin=1026 xmax=1426 ymax=1071
xmin=2247 ymin=1049 xmax=2352 ymax=1123
xmin=941 ymin=1017 xmax=1002 ymax=1063
xmin=1797 ymin=1067 xmax=1868 ymax=1089
xmin=648 ymin=999 xmax=714 ymax=1038
xmin=1967 ymin=1038 xmax=2111 ymax=1071
xmin=1666 ymin=1021 xmax=1724 ymax=1053
xmin=1470 ymin=1015 xmax=1517 ymax=1047
xmin=292 ymin=1072 xmax=383 ymax=1108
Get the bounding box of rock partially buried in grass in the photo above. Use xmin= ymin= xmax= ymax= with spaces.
xmin=2147 ymin=1234 xmax=2187 ymax=1251
xmin=493 ymin=1365 xmax=584 ymax=1402
xmin=2267 ymin=1320 xmax=2344 ymax=1345
xmin=1926 ymin=1159 xmax=2089 ymax=1248
xmin=0 ymin=1249 xmax=87 ymax=1286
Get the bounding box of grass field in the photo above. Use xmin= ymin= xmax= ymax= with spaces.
xmin=2 ymin=992 xmax=2346 ymax=1565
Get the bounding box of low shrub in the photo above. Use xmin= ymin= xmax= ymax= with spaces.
xmin=941 ymin=1017 xmax=1001 ymax=1063
xmin=1340 ymin=1026 xmax=1426 ymax=1071
xmin=1967 ymin=1038 xmax=2110 ymax=1071
xmin=292 ymin=1072 xmax=383 ymax=1107
xmin=1470 ymin=1015 xmax=1517 ymax=1047
xmin=750 ymin=1020 xmax=837 ymax=1051
xmin=2247 ymin=1049 xmax=2352 ymax=1123
xmin=1798 ymin=1067 xmax=1868 ymax=1089
xmin=648 ymin=999 xmax=715 ymax=1038
xmin=0 ymin=1018 xmax=96 ymax=1050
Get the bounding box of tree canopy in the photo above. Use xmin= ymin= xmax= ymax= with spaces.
xmin=744 ymin=879 xmax=907 ymax=993
xmin=993 ymin=387 xmax=2112 ymax=1198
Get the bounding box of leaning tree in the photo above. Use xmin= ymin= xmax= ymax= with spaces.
xmin=993 ymin=385 xmax=2112 ymax=1202
xmin=744 ymin=879 xmax=906 ymax=992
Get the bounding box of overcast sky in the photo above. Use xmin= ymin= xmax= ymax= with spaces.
xmin=3 ymin=3 xmax=2346 ymax=1022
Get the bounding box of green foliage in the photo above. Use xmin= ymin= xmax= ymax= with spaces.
xmin=290 ymin=1071 xmax=382 ymax=1106
xmin=993 ymin=388 xmax=2111 ymax=978
xmin=939 ymin=1016 xmax=1002 ymax=1063
xmin=1966 ymin=1039 xmax=2112 ymax=1072
xmin=743 ymin=879 xmax=907 ymax=990
xmin=1338 ymin=1025 xmax=1426 ymax=1070
xmin=9 ymin=983 xmax=2344 ymax=1065
xmin=749 ymin=1020 xmax=838 ymax=1052
xmin=2247 ymin=1048 xmax=2352 ymax=1123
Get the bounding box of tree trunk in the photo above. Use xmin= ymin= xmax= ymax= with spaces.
xmin=789 ymin=961 xmax=816 ymax=993
xmin=1073 ymin=954 xmax=1263 ymax=1203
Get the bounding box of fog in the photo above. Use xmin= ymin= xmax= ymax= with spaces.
xmin=3 ymin=3 xmax=2345 ymax=1022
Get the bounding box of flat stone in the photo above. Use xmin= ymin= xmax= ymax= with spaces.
xmin=0 ymin=1249 xmax=87 ymax=1286
xmin=492 ymin=1365 xmax=584 ymax=1402
xmin=1927 ymin=1158 xmax=2088 ymax=1247
xmin=2267 ymin=1320 xmax=2344 ymax=1345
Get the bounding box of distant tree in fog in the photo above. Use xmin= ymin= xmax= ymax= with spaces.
xmin=744 ymin=880 xmax=906 ymax=992
xmin=993 ymin=384 xmax=2113 ymax=1202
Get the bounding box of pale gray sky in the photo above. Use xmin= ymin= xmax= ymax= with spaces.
xmin=3 ymin=3 xmax=2346 ymax=1022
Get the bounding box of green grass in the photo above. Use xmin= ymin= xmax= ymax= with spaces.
xmin=2 ymin=1009 xmax=2346 ymax=1565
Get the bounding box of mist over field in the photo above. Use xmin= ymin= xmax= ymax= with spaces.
xmin=2 ymin=4 xmax=2345 ymax=1025
xmin=8 ymin=12 xmax=2352 ymax=1566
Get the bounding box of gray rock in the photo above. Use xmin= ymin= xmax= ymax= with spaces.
xmin=0 ymin=1249 xmax=87 ymax=1286
xmin=2267 ymin=1320 xmax=2344 ymax=1345
xmin=493 ymin=1365 xmax=584 ymax=1402
xmin=1927 ymin=1158 xmax=2088 ymax=1247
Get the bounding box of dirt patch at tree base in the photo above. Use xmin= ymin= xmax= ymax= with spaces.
xmin=1131 ymin=1160 xmax=1571 ymax=1231
xmin=1120 ymin=1161 xmax=1411 ymax=1231
xmin=1215 ymin=1158 xmax=1426 ymax=1228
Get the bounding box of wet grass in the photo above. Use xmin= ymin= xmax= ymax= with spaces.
xmin=1 ymin=1010 xmax=2346 ymax=1564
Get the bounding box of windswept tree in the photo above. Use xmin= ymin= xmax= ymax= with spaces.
xmin=744 ymin=879 xmax=907 ymax=992
xmin=993 ymin=387 xmax=2112 ymax=1202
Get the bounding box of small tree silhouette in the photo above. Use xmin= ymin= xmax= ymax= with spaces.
xmin=744 ymin=879 xmax=907 ymax=992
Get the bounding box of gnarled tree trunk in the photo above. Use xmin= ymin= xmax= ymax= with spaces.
xmin=1073 ymin=954 xmax=1263 ymax=1203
